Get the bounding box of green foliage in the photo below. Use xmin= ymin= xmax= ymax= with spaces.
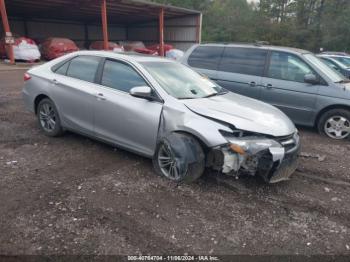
xmin=150 ymin=0 xmax=350 ymax=52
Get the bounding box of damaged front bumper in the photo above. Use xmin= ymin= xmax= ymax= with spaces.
xmin=208 ymin=132 xmax=300 ymax=183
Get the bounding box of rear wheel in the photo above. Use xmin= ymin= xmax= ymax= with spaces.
xmin=37 ymin=98 xmax=64 ymax=137
xmin=153 ymin=133 xmax=205 ymax=183
xmin=317 ymin=109 xmax=350 ymax=140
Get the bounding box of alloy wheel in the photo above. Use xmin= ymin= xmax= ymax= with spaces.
xmin=39 ymin=102 xmax=56 ymax=132
xmin=324 ymin=115 xmax=350 ymax=139
xmin=157 ymin=143 xmax=182 ymax=180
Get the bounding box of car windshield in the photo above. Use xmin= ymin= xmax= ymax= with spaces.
xmin=304 ymin=53 xmax=345 ymax=83
xmin=141 ymin=61 xmax=222 ymax=99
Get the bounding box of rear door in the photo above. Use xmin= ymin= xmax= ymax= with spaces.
xmin=216 ymin=47 xmax=268 ymax=99
xmin=261 ymin=51 xmax=320 ymax=125
xmin=93 ymin=59 xmax=163 ymax=156
xmin=186 ymin=45 xmax=224 ymax=80
xmin=51 ymin=55 xmax=101 ymax=135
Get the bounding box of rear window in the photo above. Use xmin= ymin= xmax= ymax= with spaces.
xmin=188 ymin=46 xmax=224 ymax=70
xmin=219 ymin=47 xmax=267 ymax=76
xmin=55 ymin=61 xmax=70 ymax=75
xmin=66 ymin=56 xmax=101 ymax=83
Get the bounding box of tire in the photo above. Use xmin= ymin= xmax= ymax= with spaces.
xmin=153 ymin=133 xmax=205 ymax=183
xmin=317 ymin=109 xmax=350 ymax=140
xmin=37 ymin=98 xmax=64 ymax=137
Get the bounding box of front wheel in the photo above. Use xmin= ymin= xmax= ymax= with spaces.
xmin=153 ymin=133 xmax=205 ymax=183
xmin=317 ymin=109 xmax=350 ymax=140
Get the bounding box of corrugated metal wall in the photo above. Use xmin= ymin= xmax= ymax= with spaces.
xmin=1 ymin=15 xmax=199 ymax=51
xmin=1 ymin=19 xmax=127 ymax=48
xmin=128 ymin=15 xmax=198 ymax=50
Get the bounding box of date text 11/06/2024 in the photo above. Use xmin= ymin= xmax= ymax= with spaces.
xmin=127 ymin=255 xmax=220 ymax=261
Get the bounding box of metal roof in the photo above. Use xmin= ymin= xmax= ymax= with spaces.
xmin=5 ymin=0 xmax=201 ymax=24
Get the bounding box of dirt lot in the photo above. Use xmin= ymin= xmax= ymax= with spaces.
xmin=0 ymin=69 xmax=350 ymax=256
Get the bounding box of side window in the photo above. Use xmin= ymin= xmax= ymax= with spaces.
xmin=101 ymin=60 xmax=148 ymax=92
xmin=66 ymin=56 xmax=101 ymax=83
xmin=268 ymin=52 xmax=313 ymax=82
xmin=55 ymin=61 xmax=70 ymax=76
xmin=188 ymin=46 xmax=224 ymax=70
xmin=219 ymin=47 xmax=267 ymax=76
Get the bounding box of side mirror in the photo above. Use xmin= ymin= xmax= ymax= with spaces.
xmin=130 ymin=86 xmax=153 ymax=100
xmin=304 ymin=74 xmax=319 ymax=85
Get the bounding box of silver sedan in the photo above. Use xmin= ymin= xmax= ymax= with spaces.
xmin=23 ymin=51 xmax=300 ymax=183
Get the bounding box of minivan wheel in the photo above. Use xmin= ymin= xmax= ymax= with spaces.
xmin=153 ymin=133 xmax=205 ymax=183
xmin=37 ymin=98 xmax=64 ymax=137
xmin=317 ymin=109 xmax=350 ymax=140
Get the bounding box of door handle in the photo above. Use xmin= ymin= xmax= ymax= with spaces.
xmin=95 ymin=93 xmax=106 ymax=101
xmin=266 ymin=84 xmax=273 ymax=89
xmin=249 ymin=81 xmax=256 ymax=87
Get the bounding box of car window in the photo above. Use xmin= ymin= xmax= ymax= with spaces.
xmin=268 ymin=52 xmax=313 ymax=82
xmin=101 ymin=60 xmax=148 ymax=93
xmin=219 ymin=47 xmax=267 ymax=76
xmin=188 ymin=46 xmax=224 ymax=70
xmin=334 ymin=57 xmax=350 ymax=67
xmin=304 ymin=53 xmax=345 ymax=83
xmin=66 ymin=56 xmax=101 ymax=83
xmin=321 ymin=58 xmax=339 ymax=70
xmin=55 ymin=61 xmax=70 ymax=75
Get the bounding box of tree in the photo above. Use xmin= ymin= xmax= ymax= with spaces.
xmin=149 ymin=0 xmax=350 ymax=52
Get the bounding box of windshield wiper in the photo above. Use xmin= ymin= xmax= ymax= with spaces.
xmin=177 ymin=97 xmax=196 ymax=100
xmin=203 ymin=88 xmax=228 ymax=98
xmin=203 ymin=92 xmax=219 ymax=98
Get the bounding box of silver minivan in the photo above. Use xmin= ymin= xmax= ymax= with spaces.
xmin=182 ymin=44 xmax=350 ymax=140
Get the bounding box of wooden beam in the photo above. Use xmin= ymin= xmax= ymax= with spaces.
xmin=101 ymin=0 xmax=108 ymax=50
xmin=158 ymin=7 xmax=164 ymax=57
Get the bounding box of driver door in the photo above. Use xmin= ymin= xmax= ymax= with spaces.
xmin=93 ymin=59 xmax=163 ymax=156
xmin=261 ymin=51 xmax=320 ymax=126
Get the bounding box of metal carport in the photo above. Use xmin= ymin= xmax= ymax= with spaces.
xmin=0 ymin=0 xmax=202 ymax=64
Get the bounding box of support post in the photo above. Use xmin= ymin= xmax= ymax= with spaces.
xmin=158 ymin=7 xmax=164 ymax=57
xmin=196 ymin=14 xmax=202 ymax=44
xmin=0 ymin=0 xmax=14 ymax=64
xmin=101 ymin=0 xmax=109 ymax=50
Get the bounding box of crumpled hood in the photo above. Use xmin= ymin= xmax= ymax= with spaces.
xmin=182 ymin=92 xmax=296 ymax=137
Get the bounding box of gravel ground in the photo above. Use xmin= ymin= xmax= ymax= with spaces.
xmin=0 ymin=69 xmax=350 ymax=256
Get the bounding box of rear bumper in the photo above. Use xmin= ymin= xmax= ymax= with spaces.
xmin=22 ymin=87 xmax=35 ymax=113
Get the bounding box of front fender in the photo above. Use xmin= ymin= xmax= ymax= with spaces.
xmin=158 ymin=105 xmax=231 ymax=148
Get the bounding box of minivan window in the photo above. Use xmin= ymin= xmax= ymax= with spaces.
xmin=304 ymin=53 xmax=345 ymax=83
xmin=219 ymin=47 xmax=268 ymax=76
xmin=188 ymin=46 xmax=224 ymax=70
xmin=66 ymin=56 xmax=100 ymax=83
xmin=268 ymin=52 xmax=313 ymax=83
xmin=101 ymin=60 xmax=148 ymax=93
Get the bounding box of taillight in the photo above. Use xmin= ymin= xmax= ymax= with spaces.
xmin=24 ymin=73 xmax=31 ymax=81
